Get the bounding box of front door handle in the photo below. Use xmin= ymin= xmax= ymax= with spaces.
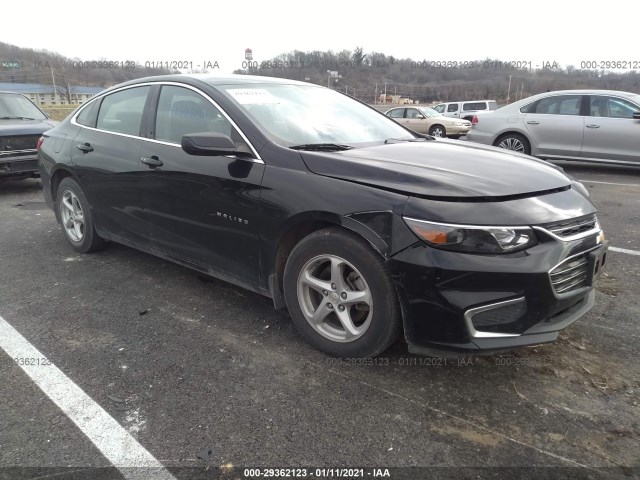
xmin=141 ymin=156 xmax=163 ymax=167
xmin=76 ymin=143 xmax=93 ymax=153
xmin=526 ymin=120 xmax=540 ymax=125
xmin=586 ymin=124 xmax=601 ymax=128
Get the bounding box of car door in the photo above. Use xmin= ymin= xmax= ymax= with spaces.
xmin=138 ymin=84 xmax=265 ymax=284
xmin=445 ymin=103 xmax=460 ymax=118
xmin=581 ymin=95 xmax=640 ymax=163
xmin=71 ymin=85 xmax=151 ymax=245
xmin=386 ymin=107 xmax=406 ymax=127
xmin=404 ymin=108 xmax=429 ymax=133
xmin=522 ymin=94 xmax=585 ymax=157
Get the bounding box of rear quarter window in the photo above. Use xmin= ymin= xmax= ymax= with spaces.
xmin=75 ymin=100 xmax=99 ymax=127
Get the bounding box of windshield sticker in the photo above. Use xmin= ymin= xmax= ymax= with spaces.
xmin=228 ymin=88 xmax=280 ymax=105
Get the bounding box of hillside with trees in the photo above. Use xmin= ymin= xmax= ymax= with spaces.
xmin=236 ymin=48 xmax=640 ymax=104
xmin=0 ymin=41 xmax=173 ymax=103
xmin=3 ymin=41 xmax=639 ymax=106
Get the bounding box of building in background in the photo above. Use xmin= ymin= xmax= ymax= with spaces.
xmin=0 ymin=83 xmax=104 ymax=106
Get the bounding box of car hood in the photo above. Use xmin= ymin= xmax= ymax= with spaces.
xmin=300 ymin=140 xmax=571 ymax=200
xmin=0 ymin=119 xmax=58 ymax=135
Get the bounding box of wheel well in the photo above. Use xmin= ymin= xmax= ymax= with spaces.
xmin=493 ymin=131 xmax=531 ymax=149
xmin=273 ymin=220 xmax=335 ymax=294
xmin=50 ymin=169 xmax=73 ymax=201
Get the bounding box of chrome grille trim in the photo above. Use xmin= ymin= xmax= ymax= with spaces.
xmin=548 ymin=245 xmax=600 ymax=295
xmin=535 ymin=214 xmax=600 ymax=242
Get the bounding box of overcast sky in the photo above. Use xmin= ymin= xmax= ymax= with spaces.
xmin=1 ymin=0 xmax=636 ymax=74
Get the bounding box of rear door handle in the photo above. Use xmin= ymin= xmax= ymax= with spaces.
xmin=141 ymin=156 xmax=163 ymax=167
xmin=76 ymin=143 xmax=93 ymax=153
xmin=586 ymin=124 xmax=601 ymax=128
xmin=526 ymin=120 xmax=540 ymax=125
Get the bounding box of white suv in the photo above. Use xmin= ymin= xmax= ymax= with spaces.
xmin=433 ymin=100 xmax=499 ymax=121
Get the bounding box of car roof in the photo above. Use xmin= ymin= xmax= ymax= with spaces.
xmin=112 ymin=73 xmax=311 ymax=89
xmin=528 ymin=89 xmax=638 ymax=96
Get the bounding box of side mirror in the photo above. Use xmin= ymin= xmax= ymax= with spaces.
xmin=416 ymin=114 xmax=425 ymax=119
xmin=181 ymin=132 xmax=237 ymax=156
xmin=633 ymin=112 xmax=640 ymax=120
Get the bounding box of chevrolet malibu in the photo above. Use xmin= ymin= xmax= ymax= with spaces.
xmin=38 ymin=74 xmax=608 ymax=358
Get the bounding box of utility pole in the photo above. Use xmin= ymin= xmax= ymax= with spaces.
xmin=51 ymin=67 xmax=57 ymax=102
xmin=506 ymin=75 xmax=512 ymax=104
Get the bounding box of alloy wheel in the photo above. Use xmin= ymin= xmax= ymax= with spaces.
xmin=59 ymin=190 xmax=85 ymax=242
xmin=498 ymin=137 xmax=525 ymax=152
xmin=297 ymin=254 xmax=373 ymax=342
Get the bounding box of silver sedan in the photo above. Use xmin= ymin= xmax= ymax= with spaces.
xmin=466 ymin=89 xmax=640 ymax=165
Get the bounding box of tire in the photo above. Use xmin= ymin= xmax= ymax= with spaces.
xmin=55 ymin=177 xmax=106 ymax=253
xmin=429 ymin=124 xmax=446 ymax=138
xmin=283 ymin=227 xmax=401 ymax=358
xmin=495 ymin=133 xmax=531 ymax=155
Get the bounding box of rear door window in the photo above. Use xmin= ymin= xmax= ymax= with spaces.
xmin=447 ymin=103 xmax=459 ymax=112
xmin=387 ymin=108 xmax=405 ymax=119
xmin=529 ymin=95 xmax=582 ymax=116
xmin=96 ymin=86 xmax=150 ymax=136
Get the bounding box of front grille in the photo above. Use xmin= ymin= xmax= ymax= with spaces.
xmin=544 ymin=214 xmax=597 ymax=239
xmin=550 ymin=252 xmax=590 ymax=294
xmin=0 ymin=135 xmax=41 ymax=152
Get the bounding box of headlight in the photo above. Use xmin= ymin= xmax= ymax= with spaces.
xmin=403 ymin=217 xmax=538 ymax=254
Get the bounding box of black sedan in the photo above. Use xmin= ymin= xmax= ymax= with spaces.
xmin=1 ymin=91 xmax=57 ymax=179
xmin=38 ymin=74 xmax=608 ymax=358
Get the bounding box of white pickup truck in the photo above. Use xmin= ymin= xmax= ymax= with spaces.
xmin=432 ymin=100 xmax=498 ymax=121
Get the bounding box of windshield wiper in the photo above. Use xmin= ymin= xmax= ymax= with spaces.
xmin=384 ymin=137 xmax=430 ymax=144
xmin=0 ymin=116 xmax=36 ymax=120
xmin=289 ymin=143 xmax=354 ymax=152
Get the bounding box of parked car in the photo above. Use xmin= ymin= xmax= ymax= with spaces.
xmin=385 ymin=106 xmax=471 ymax=138
xmin=0 ymin=91 xmax=57 ymax=180
xmin=432 ymin=100 xmax=498 ymax=121
xmin=467 ymin=89 xmax=640 ymax=165
xmin=39 ymin=74 xmax=607 ymax=358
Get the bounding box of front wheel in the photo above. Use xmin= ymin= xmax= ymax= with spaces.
xmin=429 ymin=124 xmax=446 ymax=138
xmin=55 ymin=177 xmax=106 ymax=253
xmin=283 ymin=227 xmax=401 ymax=358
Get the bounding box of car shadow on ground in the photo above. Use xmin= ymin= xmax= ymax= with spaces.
xmin=0 ymin=178 xmax=42 ymax=196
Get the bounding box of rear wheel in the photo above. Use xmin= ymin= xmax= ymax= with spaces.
xmin=55 ymin=177 xmax=106 ymax=253
xmin=495 ymin=133 xmax=531 ymax=155
xmin=429 ymin=124 xmax=446 ymax=138
xmin=283 ymin=227 xmax=401 ymax=358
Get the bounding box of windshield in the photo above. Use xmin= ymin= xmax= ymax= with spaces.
xmin=0 ymin=93 xmax=47 ymax=120
xmin=418 ymin=107 xmax=442 ymax=118
xmin=218 ymin=84 xmax=415 ymax=147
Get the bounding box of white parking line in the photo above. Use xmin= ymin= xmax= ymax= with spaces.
xmin=579 ymin=179 xmax=640 ymax=188
xmin=610 ymin=246 xmax=640 ymax=256
xmin=0 ymin=315 xmax=177 ymax=480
